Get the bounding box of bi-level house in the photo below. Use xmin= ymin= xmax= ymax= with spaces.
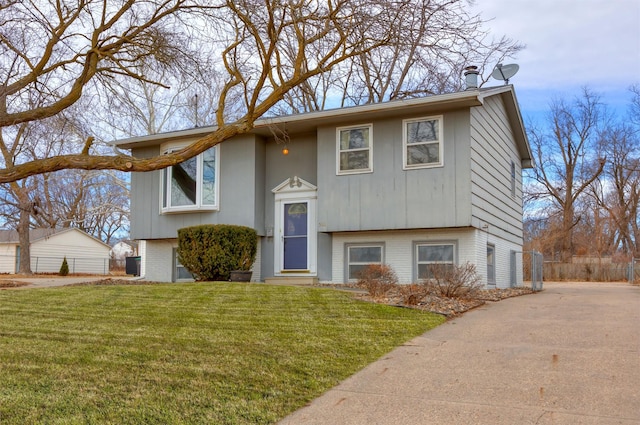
xmin=115 ymin=83 xmax=532 ymax=288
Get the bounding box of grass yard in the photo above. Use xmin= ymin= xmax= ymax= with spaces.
xmin=0 ymin=283 xmax=445 ymax=424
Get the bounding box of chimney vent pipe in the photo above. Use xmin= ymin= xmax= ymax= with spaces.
xmin=464 ymin=66 xmax=479 ymax=90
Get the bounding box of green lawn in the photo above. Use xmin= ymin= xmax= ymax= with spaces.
xmin=0 ymin=283 xmax=445 ymax=424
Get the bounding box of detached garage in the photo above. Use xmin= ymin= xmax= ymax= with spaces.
xmin=0 ymin=228 xmax=111 ymax=275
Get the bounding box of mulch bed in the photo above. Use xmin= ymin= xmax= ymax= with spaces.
xmin=66 ymin=278 xmax=159 ymax=286
xmin=0 ymin=280 xmax=31 ymax=289
xmin=355 ymin=286 xmax=536 ymax=317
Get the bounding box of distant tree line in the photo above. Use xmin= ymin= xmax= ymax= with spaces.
xmin=524 ymin=86 xmax=640 ymax=263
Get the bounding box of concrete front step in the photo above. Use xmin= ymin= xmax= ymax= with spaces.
xmin=264 ymin=277 xmax=319 ymax=286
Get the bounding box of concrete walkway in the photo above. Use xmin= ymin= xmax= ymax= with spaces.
xmin=279 ymin=282 xmax=640 ymax=425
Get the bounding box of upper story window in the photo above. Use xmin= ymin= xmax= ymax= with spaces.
xmin=161 ymin=144 xmax=219 ymax=213
xmin=510 ymin=161 xmax=516 ymax=197
xmin=403 ymin=116 xmax=443 ymax=169
xmin=337 ymin=124 xmax=373 ymax=175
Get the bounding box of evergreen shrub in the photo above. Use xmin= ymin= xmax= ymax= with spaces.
xmin=59 ymin=257 xmax=69 ymax=276
xmin=177 ymin=224 xmax=257 ymax=281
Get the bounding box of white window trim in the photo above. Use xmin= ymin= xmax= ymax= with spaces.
xmin=510 ymin=160 xmax=516 ymax=198
xmin=413 ymin=241 xmax=457 ymax=281
xmin=160 ymin=142 xmax=220 ymax=214
xmin=345 ymin=243 xmax=384 ymax=282
xmin=336 ymin=123 xmax=373 ymax=175
xmin=173 ymin=248 xmax=194 ymax=282
xmin=487 ymin=243 xmax=496 ymax=285
xmin=402 ymin=115 xmax=444 ymax=170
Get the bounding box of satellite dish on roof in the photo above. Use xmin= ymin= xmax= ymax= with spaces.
xmin=491 ymin=63 xmax=519 ymax=85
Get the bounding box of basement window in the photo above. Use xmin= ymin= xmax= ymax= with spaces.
xmin=415 ymin=242 xmax=455 ymax=279
xmin=346 ymin=244 xmax=384 ymax=281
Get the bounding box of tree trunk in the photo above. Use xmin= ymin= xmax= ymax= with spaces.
xmin=17 ymin=201 xmax=32 ymax=274
xmin=561 ymin=204 xmax=574 ymax=263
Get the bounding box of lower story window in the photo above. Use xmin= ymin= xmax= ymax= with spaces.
xmin=346 ymin=244 xmax=383 ymax=280
xmin=416 ymin=243 xmax=455 ymax=279
xmin=174 ymin=249 xmax=194 ymax=281
xmin=487 ymin=244 xmax=496 ymax=284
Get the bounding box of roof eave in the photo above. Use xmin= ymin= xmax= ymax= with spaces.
xmin=114 ymin=89 xmax=494 ymax=149
xmin=482 ymin=86 xmax=533 ymax=168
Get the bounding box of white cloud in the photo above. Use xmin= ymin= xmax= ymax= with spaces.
xmin=473 ymin=0 xmax=640 ymax=116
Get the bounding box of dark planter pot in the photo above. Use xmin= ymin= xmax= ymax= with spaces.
xmin=230 ymin=270 xmax=253 ymax=282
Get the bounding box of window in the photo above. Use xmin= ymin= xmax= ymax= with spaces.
xmin=162 ymin=145 xmax=219 ymax=212
xmin=510 ymin=161 xmax=516 ymax=197
xmin=487 ymin=244 xmax=496 ymax=284
xmin=173 ymin=248 xmax=194 ymax=281
xmin=346 ymin=244 xmax=383 ymax=280
xmin=416 ymin=243 xmax=455 ymax=279
xmin=337 ymin=124 xmax=372 ymax=174
xmin=403 ymin=116 xmax=443 ymax=169
xmin=14 ymin=246 xmax=20 ymax=273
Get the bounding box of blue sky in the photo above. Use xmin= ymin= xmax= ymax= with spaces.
xmin=472 ymin=0 xmax=640 ymax=123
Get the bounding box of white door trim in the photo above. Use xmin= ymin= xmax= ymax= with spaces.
xmin=272 ymin=177 xmax=317 ymax=276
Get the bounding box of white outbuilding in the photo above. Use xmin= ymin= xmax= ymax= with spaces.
xmin=0 ymin=228 xmax=112 ymax=275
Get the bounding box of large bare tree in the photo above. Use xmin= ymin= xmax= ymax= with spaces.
xmin=276 ymin=0 xmax=522 ymax=113
xmin=0 ymin=0 xmax=401 ymax=182
xmin=587 ymin=88 xmax=640 ymax=257
xmin=525 ymin=88 xmax=607 ymax=262
xmin=0 ymin=0 xmax=522 ymax=183
xmin=0 ymin=109 xmax=129 ymax=273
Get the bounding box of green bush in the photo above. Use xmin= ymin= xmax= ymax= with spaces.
xmin=177 ymin=224 xmax=257 ymax=281
xmin=59 ymin=257 xmax=69 ymax=276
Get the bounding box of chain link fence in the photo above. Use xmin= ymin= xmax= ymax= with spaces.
xmin=1 ymin=254 xmax=124 ymax=275
xmin=628 ymin=258 xmax=640 ymax=283
xmin=523 ymin=250 xmax=543 ymax=291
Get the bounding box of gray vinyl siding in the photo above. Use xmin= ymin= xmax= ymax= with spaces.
xmin=317 ymin=232 xmax=332 ymax=281
xmin=129 ymin=145 xmax=160 ymax=240
xmin=129 ymin=135 xmax=266 ymax=240
xmin=260 ymin=133 xmax=318 ymax=279
xmin=263 ymin=132 xmax=318 ymax=227
xmin=317 ymin=110 xmax=473 ymax=232
xmin=470 ymin=95 xmax=524 ymax=245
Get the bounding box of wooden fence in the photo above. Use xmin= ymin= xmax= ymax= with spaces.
xmin=540 ymin=262 xmax=636 ymax=282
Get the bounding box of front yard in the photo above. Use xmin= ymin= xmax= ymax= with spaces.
xmin=0 ymin=282 xmax=445 ymax=424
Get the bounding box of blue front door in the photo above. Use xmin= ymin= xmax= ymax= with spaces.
xmin=283 ymin=202 xmax=308 ymax=270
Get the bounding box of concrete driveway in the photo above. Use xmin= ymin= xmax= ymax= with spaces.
xmin=279 ymin=282 xmax=640 ymax=424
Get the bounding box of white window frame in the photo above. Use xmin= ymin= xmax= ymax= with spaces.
xmin=414 ymin=241 xmax=456 ymax=280
xmin=173 ymin=248 xmax=194 ymax=282
xmin=487 ymin=243 xmax=496 ymax=285
xmin=510 ymin=160 xmax=516 ymax=197
xmin=403 ymin=116 xmax=444 ymax=170
xmin=160 ymin=143 xmax=220 ymax=214
xmin=336 ymin=124 xmax=373 ymax=175
xmin=345 ymin=243 xmax=384 ymax=282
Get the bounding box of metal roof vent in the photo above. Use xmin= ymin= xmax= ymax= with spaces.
xmin=464 ymin=66 xmax=479 ymax=90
